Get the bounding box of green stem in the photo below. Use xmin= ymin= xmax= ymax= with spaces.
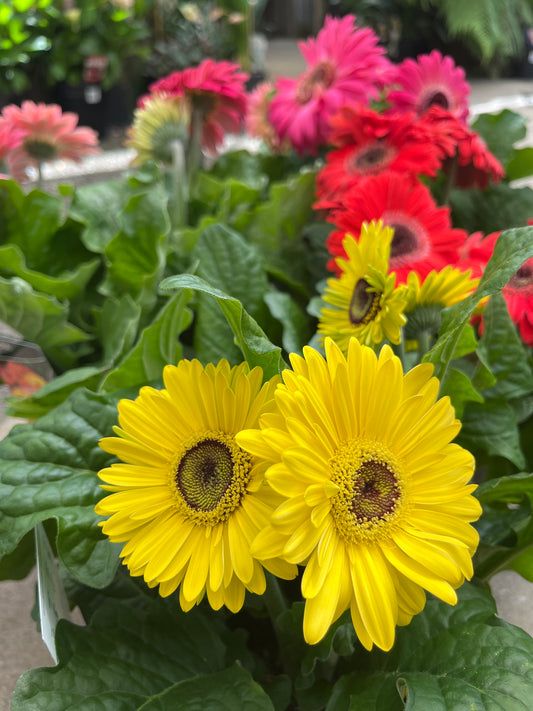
xmin=169 ymin=138 xmax=188 ymax=235
xmin=186 ymin=106 xmax=203 ymax=186
xmin=441 ymin=151 xmax=458 ymax=205
xmin=392 ymin=329 xmax=406 ymax=369
xmin=37 ymin=161 xmax=43 ymax=190
xmin=263 ymin=571 xmax=288 ymax=623
xmin=477 ymin=540 xmax=533 ymax=584
xmin=417 ymin=329 xmax=431 ymax=360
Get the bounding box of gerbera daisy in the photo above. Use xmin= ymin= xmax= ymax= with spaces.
xmin=325 ymin=173 xmax=467 ymax=282
xmin=245 ymin=81 xmax=287 ymax=152
xmin=460 ymin=231 xmax=533 ymax=345
xmin=96 ymin=359 xmax=297 ymax=613
xmin=387 ymin=50 xmax=470 ymax=123
xmin=0 ymin=120 xmax=24 ymax=162
xmin=268 ymin=14 xmax=394 ymax=155
xmin=403 ymin=266 xmax=480 ymax=349
xmin=0 ymin=101 xmax=99 ymax=182
xmin=415 ymin=105 xmax=470 ymax=162
xmin=318 ymin=221 xmax=408 ymax=350
xmin=316 ymin=105 xmax=441 ymax=201
xmin=237 ymin=338 xmax=480 ymax=650
xmin=125 ymin=93 xmax=191 ymax=165
xmin=447 ymin=130 xmax=505 ymax=190
xmin=145 ymin=59 xmax=249 ymax=153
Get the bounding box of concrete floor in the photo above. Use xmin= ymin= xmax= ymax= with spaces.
xmin=2 ymin=38 xmax=533 ymax=709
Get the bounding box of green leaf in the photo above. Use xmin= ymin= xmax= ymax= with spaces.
xmin=451 ymin=184 xmax=533 ymax=234
xmin=4 ymin=189 xmax=62 ymax=267
xmin=472 ymin=110 xmax=526 ymax=165
xmin=11 ymin=599 xmax=231 ymax=710
xmin=6 ymin=366 xmax=104 ymax=420
xmin=474 ymin=474 xmax=533 ymax=582
xmin=0 ymin=243 xmax=99 ymax=300
xmin=439 ymin=366 xmax=484 ymax=418
xmin=101 ymin=290 xmax=193 ymax=391
xmin=101 ymin=187 xmax=169 ymax=310
xmin=160 ymin=274 xmax=284 ymax=380
xmin=95 ymin=295 xmax=141 ymax=365
xmin=506 ymin=147 xmax=533 ymax=181
xmin=327 ymin=583 xmax=533 ymax=711
xmin=0 ymin=389 xmax=122 ymax=587
xmin=459 ymin=399 xmax=525 ymax=468
xmin=0 ymin=276 xmax=90 ymax=369
xmin=477 ymin=293 xmax=533 ymax=400
xmin=264 ymin=291 xmax=314 ymax=355
xmin=137 ymin=665 xmax=275 ymax=710
xmin=424 ymin=227 xmax=533 ymax=384
xmin=69 ymin=180 xmax=132 ymax=253
xmin=191 ymin=223 xmax=271 ymax=364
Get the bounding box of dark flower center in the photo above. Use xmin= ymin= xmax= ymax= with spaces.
xmin=421 ymin=90 xmax=450 ymax=113
xmin=508 ymin=263 xmax=533 ymax=292
xmin=350 ymin=460 xmax=401 ymax=523
xmin=349 ymin=278 xmax=380 ymax=325
xmin=296 ymin=61 xmax=335 ymax=104
xmin=350 ymin=143 xmax=393 ymax=174
xmin=24 ymin=139 xmax=57 ymax=161
xmin=389 ymin=223 xmax=419 ymax=259
xmin=176 ymin=438 xmax=234 ymax=512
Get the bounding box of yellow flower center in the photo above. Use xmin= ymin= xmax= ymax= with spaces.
xmin=349 ymin=279 xmax=381 ymax=325
xmin=172 ymin=431 xmax=253 ymax=526
xmin=330 ymin=439 xmax=404 ymax=543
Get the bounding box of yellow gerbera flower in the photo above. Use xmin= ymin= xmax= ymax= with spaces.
xmin=95 ymin=359 xmax=297 ymax=613
xmin=403 ymin=266 xmax=480 ymax=350
xmin=237 ymin=338 xmax=481 ymax=651
xmin=405 ymin=266 xmax=479 ymax=311
xmin=318 ymin=221 xmax=408 ymax=351
xmin=125 ymin=93 xmax=191 ymax=165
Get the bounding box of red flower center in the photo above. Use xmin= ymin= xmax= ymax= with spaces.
xmin=507 ymin=263 xmax=533 ymax=296
xmin=296 ymin=61 xmax=336 ymax=104
xmin=384 ymin=212 xmax=429 ymax=268
xmin=348 ymin=142 xmax=395 ymax=175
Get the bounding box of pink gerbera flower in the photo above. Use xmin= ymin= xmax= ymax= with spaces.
xmin=325 ymin=172 xmax=466 ymax=283
xmin=245 ymin=81 xmax=287 ymax=152
xmin=387 ymin=50 xmax=470 ymax=123
xmin=0 ymin=101 xmax=99 ymax=182
xmin=0 ymin=121 xmax=24 ymax=163
xmin=146 ymin=59 xmax=249 ymax=153
xmin=268 ymin=14 xmax=394 ymax=155
xmin=315 ymin=104 xmax=441 ymax=201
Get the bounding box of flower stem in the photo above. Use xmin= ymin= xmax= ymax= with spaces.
xmin=169 ymin=138 xmax=188 ymax=233
xmin=417 ymin=330 xmax=431 ymax=360
xmin=186 ymin=107 xmax=203 ymax=186
xmin=441 ymin=152 xmax=458 ymax=205
xmin=263 ymin=571 xmax=288 ymax=623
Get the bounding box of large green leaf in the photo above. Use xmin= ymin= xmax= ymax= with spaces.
xmin=327 ymin=583 xmax=533 ymax=711
xmin=506 ymin=147 xmax=533 ymax=181
xmin=472 ymin=110 xmax=527 ymax=165
xmin=101 ymin=290 xmax=193 ymax=391
xmin=424 ymin=226 xmax=533 ymax=383
xmin=160 ymin=274 xmax=284 ymax=380
xmin=11 ymin=598 xmax=241 ymax=711
xmin=0 ymin=276 xmax=90 ymax=369
xmin=4 ymin=189 xmax=62 ymax=266
xmin=0 ymin=243 xmax=99 ymax=300
xmin=0 ymin=389 xmax=122 ymax=587
xmin=191 ymin=223 xmax=271 ymax=364
xmin=450 ymin=184 xmax=533 ymax=234
xmin=101 ymin=186 xmax=170 ymax=310
xmin=474 ymin=474 xmax=533 ymax=582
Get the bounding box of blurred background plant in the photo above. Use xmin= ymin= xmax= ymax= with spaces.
xmin=337 ymin=0 xmax=533 ymax=76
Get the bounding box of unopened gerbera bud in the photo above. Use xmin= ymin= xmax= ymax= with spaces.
xmin=126 ymin=93 xmax=191 ymax=166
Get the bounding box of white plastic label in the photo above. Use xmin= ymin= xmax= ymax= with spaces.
xmin=34 ymin=523 xmax=71 ymax=663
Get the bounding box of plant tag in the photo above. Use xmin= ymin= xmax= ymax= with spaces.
xmin=34 ymin=523 xmax=71 ymax=663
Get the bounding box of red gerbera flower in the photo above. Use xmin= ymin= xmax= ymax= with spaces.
xmin=387 ymin=50 xmax=470 ymax=123
xmin=268 ymin=14 xmax=394 ymax=155
xmin=325 ymin=173 xmax=467 ymax=283
xmin=315 ymin=105 xmax=441 ymax=201
xmin=451 ymin=131 xmax=505 ymax=189
xmin=0 ymin=101 xmax=99 ymax=182
xmin=145 ymin=59 xmax=249 ymax=153
xmin=459 ymin=230 xmax=533 ymax=345
xmin=416 ymin=105 xmax=470 ymax=161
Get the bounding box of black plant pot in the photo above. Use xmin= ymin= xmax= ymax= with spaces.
xmin=52 ymin=81 xmax=135 ymax=138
